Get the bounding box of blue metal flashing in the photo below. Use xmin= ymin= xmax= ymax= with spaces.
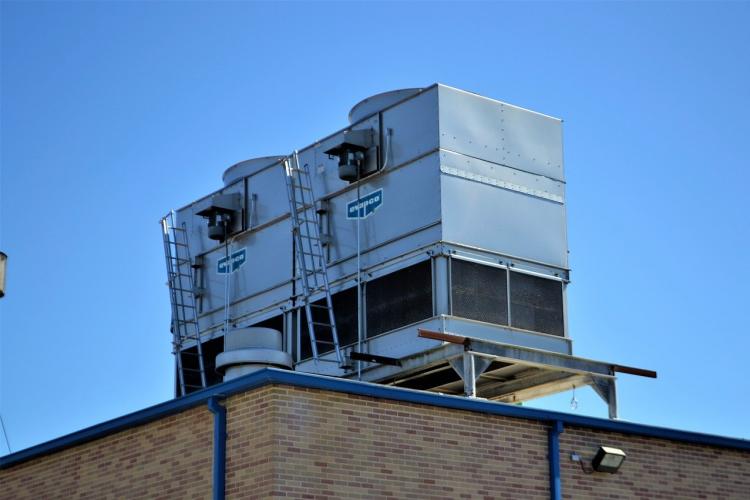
xmin=207 ymin=397 xmax=226 ymax=500
xmin=548 ymin=420 xmax=564 ymax=500
xmin=2 ymin=368 xmax=749 ymax=470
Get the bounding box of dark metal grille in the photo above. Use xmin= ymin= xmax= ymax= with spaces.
xmin=366 ymin=260 xmax=433 ymax=338
xmin=509 ymin=271 xmax=564 ymax=336
xmin=451 ymin=259 xmax=508 ymax=325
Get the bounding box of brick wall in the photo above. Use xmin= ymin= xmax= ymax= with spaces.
xmin=0 ymin=406 xmax=214 ymax=499
xmin=3 ymin=383 xmax=749 ymax=499
xmin=560 ymin=426 xmax=750 ymax=499
xmin=225 ymin=386 xmax=279 ymax=499
xmin=266 ymin=386 xmax=550 ymax=499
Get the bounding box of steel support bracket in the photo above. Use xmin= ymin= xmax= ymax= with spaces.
xmin=590 ymin=376 xmax=618 ymax=420
xmin=449 ymin=351 xmax=492 ymax=397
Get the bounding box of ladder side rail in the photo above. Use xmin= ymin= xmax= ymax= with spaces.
xmin=292 ymin=159 xmax=323 ymax=291
xmin=161 ymin=215 xmax=188 ymax=395
xmin=296 ymin=156 xmax=329 ymax=287
xmin=163 ymin=216 xmax=187 ymax=348
xmin=162 ymin=213 xmax=207 ymax=394
xmin=284 ymin=159 xmax=313 ymax=298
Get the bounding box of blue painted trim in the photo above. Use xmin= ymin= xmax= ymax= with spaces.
xmin=2 ymin=368 xmax=749 ymax=469
xmin=548 ymin=420 xmax=564 ymax=500
xmin=207 ymin=397 xmax=226 ymax=500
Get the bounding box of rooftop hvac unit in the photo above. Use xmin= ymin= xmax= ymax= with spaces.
xmin=161 ymin=84 xmax=655 ymax=417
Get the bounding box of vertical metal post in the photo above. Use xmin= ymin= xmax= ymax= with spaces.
xmin=463 ymin=351 xmax=476 ymax=397
xmin=433 ymin=255 xmax=450 ymax=316
xmin=548 ymin=420 xmax=564 ymax=500
xmin=356 ymin=169 xmax=362 ymax=380
xmin=608 ymin=378 xmax=618 ymax=420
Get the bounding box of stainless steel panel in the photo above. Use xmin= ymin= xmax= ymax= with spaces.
xmin=246 ymin=163 xmax=289 ymax=227
xmin=438 ymin=85 xmax=564 ymax=181
xmin=322 ymin=224 xmax=442 ymax=293
xmin=439 ymin=149 xmax=565 ymax=203
xmin=381 ymin=86 xmax=439 ymax=168
xmin=197 ymin=220 xmax=292 ymax=331
xmin=440 ymin=174 xmax=568 ymax=269
xmin=326 ymin=152 xmax=442 ymax=269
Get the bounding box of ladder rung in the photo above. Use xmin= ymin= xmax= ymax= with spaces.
xmin=315 ymin=340 xmax=336 ymax=345
xmin=311 ymin=321 xmax=333 ymax=327
xmin=309 ymin=303 xmax=329 ymax=309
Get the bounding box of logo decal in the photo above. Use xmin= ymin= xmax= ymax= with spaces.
xmin=347 ymin=188 xmax=383 ymax=219
xmin=217 ymin=248 xmax=247 ymax=274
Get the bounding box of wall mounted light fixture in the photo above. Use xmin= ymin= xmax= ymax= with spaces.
xmin=592 ymin=446 xmax=627 ymax=473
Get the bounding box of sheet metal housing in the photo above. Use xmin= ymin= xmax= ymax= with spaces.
xmin=170 ymin=84 xmax=577 ymax=396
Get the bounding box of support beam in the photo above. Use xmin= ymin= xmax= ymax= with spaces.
xmin=433 ymin=256 xmax=450 ymax=316
xmin=486 ymin=371 xmax=584 ymax=402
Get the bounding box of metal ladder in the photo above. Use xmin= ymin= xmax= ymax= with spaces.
xmin=283 ymin=151 xmax=344 ymax=365
xmin=161 ymin=211 xmax=208 ymax=395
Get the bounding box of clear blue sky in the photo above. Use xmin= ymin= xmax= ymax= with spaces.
xmin=2 ymin=1 xmax=749 ymax=454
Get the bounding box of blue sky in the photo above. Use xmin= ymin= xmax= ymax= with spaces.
xmin=1 ymin=1 xmax=749 ymax=453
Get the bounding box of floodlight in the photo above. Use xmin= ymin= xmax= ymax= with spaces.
xmin=592 ymin=446 xmax=626 ymax=473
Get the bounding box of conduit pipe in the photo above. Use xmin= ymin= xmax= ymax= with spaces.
xmin=207 ymin=397 xmax=226 ymax=500
xmin=548 ymin=420 xmax=564 ymax=500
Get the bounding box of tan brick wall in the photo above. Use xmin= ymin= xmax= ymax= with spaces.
xmin=560 ymin=426 xmax=750 ymax=499
xmin=0 ymin=406 xmax=214 ymax=499
xmin=225 ymin=386 xmax=279 ymax=499
xmin=2 ymin=383 xmax=749 ymax=499
xmin=263 ymin=386 xmax=550 ymax=499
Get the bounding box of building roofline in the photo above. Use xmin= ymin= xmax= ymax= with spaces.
xmin=2 ymin=368 xmax=749 ymax=469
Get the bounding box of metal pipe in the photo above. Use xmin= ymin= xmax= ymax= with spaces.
xmin=548 ymin=420 xmax=564 ymax=500
xmin=207 ymin=397 xmax=226 ymax=500
xmin=356 ymin=167 xmax=362 ymax=380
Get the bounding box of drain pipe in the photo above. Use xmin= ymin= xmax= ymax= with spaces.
xmin=207 ymin=397 xmax=226 ymax=500
xmin=548 ymin=420 xmax=564 ymax=500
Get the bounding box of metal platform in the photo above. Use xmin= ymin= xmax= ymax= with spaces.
xmin=357 ymin=329 xmax=656 ymax=419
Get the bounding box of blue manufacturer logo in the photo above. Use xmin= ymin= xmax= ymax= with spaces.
xmin=217 ymin=248 xmax=247 ymax=274
xmin=347 ymin=188 xmax=383 ymax=219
